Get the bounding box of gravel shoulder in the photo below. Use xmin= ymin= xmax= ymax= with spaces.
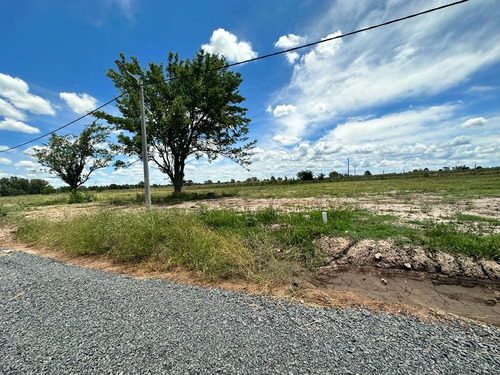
xmin=1 ymin=251 xmax=500 ymax=374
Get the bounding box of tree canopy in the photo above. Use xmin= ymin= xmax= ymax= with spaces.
xmin=95 ymin=50 xmax=256 ymax=194
xmin=32 ymin=122 xmax=113 ymax=192
xmin=0 ymin=177 xmax=54 ymax=196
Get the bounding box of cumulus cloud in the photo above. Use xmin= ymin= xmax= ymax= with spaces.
xmin=460 ymin=117 xmax=488 ymax=128
xmin=272 ymin=135 xmax=301 ymax=145
xmin=0 ymin=73 xmax=55 ymax=115
xmin=14 ymin=160 xmax=40 ymax=169
xmin=60 ymin=92 xmax=98 ymax=114
xmin=202 ymin=28 xmax=257 ymax=62
xmin=0 ymin=157 xmax=12 ymax=165
xmin=312 ymin=141 xmax=343 ymax=156
xmin=285 ymin=52 xmax=300 ymax=64
xmin=0 ymin=119 xmax=40 ymax=134
xmin=0 ymin=98 xmax=26 ymax=121
xmin=275 ymin=34 xmax=306 ymax=49
xmin=272 ymin=104 xmax=297 ymax=117
xmin=443 ymin=136 xmax=471 ymax=147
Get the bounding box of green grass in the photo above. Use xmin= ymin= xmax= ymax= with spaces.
xmin=424 ymin=224 xmax=499 ymax=260
xmin=15 ymin=207 xmax=500 ymax=285
xmin=455 ymin=213 xmax=500 ymax=225
xmin=15 ymin=209 xmax=257 ymax=280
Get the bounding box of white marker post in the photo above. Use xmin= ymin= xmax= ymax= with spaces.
xmin=322 ymin=212 xmax=327 ymax=223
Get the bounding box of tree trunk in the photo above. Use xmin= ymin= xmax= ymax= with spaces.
xmin=173 ymin=175 xmax=183 ymax=196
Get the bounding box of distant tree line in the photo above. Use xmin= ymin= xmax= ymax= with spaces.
xmin=1 ymin=165 xmax=496 ymax=197
xmin=0 ymin=177 xmax=55 ymax=196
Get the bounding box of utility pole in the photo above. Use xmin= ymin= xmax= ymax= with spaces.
xmin=115 ymin=60 xmax=151 ymax=211
xmin=347 ymin=158 xmax=350 ymax=177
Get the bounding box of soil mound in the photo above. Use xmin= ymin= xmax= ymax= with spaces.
xmin=315 ymin=236 xmax=500 ymax=281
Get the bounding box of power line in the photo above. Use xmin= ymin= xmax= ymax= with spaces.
xmin=0 ymin=0 xmax=469 ymax=154
xmin=227 ymin=0 xmax=469 ymax=68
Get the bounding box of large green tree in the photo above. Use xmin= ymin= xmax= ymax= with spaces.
xmin=32 ymin=122 xmax=113 ymax=192
xmin=96 ymin=50 xmax=255 ymax=194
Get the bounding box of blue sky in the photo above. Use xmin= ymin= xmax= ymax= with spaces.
xmin=1 ymin=0 xmax=499 ymax=186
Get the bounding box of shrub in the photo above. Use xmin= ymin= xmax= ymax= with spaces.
xmin=68 ymin=190 xmax=94 ymax=204
xmin=297 ymin=170 xmax=314 ymax=181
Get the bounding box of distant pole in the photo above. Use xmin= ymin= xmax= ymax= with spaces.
xmin=115 ymin=60 xmax=151 ymax=211
xmin=347 ymin=158 xmax=350 ymax=177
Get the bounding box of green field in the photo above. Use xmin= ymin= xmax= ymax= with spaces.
xmin=2 ymin=170 xmax=499 ymax=284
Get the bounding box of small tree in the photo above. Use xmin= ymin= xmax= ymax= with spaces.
xmin=317 ymin=173 xmax=325 ymax=181
xmin=32 ymin=123 xmax=113 ymax=193
xmin=297 ymin=170 xmax=313 ymax=181
xmin=364 ymin=170 xmax=372 ymax=176
xmin=329 ymin=171 xmax=340 ymax=179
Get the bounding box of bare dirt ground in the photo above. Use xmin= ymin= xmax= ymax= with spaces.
xmin=2 ymin=193 xmax=499 ymax=325
xmin=173 ymin=195 xmax=500 ymax=234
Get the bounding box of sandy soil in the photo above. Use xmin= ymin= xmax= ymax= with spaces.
xmin=2 ymin=193 xmax=499 ymax=326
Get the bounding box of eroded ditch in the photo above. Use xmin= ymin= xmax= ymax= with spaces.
xmin=314 ymin=236 xmax=500 ymax=325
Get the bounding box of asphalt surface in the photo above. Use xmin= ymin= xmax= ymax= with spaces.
xmin=1 ymin=250 xmax=499 ymax=374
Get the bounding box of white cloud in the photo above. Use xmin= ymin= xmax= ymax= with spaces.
xmin=312 ymin=141 xmax=343 ymax=156
xmin=285 ymin=52 xmax=300 ymax=64
xmin=324 ymin=105 xmax=457 ymax=145
xmin=0 ymin=119 xmax=40 ymax=134
xmin=443 ymin=136 xmax=471 ymax=147
xmin=461 ymin=117 xmax=488 ymax=128
xmin=201 ymin=28 xmax=257 ymax=62
xmin=272 ymin=135 xmax=301 ymax=145
xmin=272 ymin=104 xmax=297 ymax=117
xmin=14 ymin=160 xmax=40 ymax=169
xmin=0 ymin=157 xmax=12 ymax=165
xmin=0 ymin=98 xmax=26 ymax=121
xmin=268 ymin=1 xmax=500 ymax=140
xmin=274 ymin=34 xmax=306 ymax=49
xmin=59 ymin=92 xmax=98 ymax=114
xmin=0 ymin=73 xmax=55 ymax=115
xmin=466 ymin=85 xmax=494 ymax=94
xmin=237 ymin=103 xmax=497 ymax=179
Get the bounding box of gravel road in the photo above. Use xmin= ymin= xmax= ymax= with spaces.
xmin=1 ymin=250 xmax=499 ymax=374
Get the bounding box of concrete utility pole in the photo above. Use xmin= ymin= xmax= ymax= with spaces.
xmin=115 ymin=60 xmax=151 ymax=211
xmin=347 ymin=158 xmax=350 ymax=177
